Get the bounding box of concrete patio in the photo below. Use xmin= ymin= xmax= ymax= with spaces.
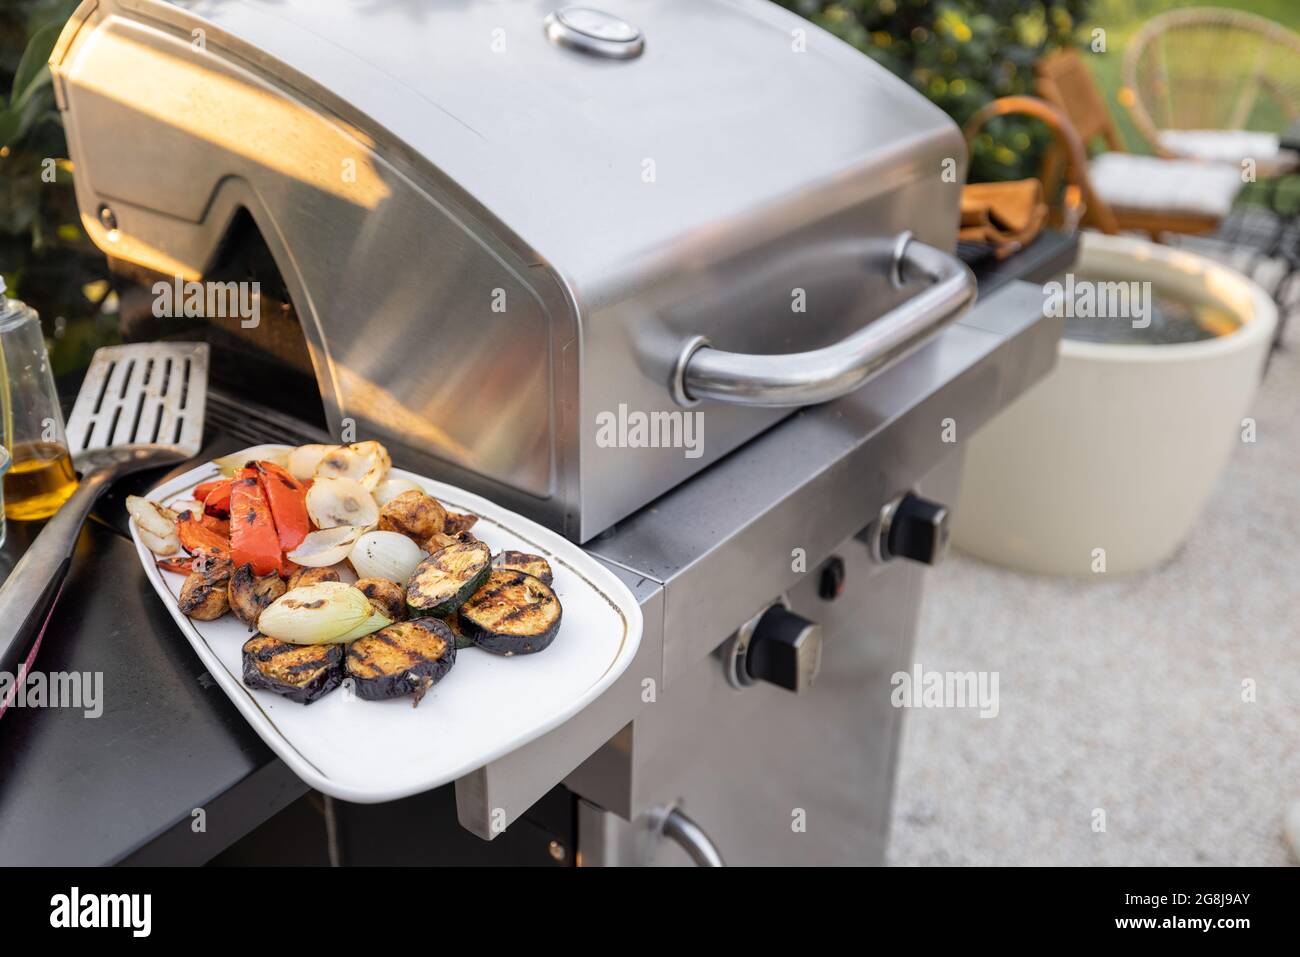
xmin=890 ymin=312 xmax=1299 ymax=866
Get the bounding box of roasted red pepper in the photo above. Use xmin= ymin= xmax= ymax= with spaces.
xmin=201 ymin=478 xmax=234 ymax=517
xmin=255 ymin=460 xmax=310 ymax=553
xmin=157 ymin=556 xmax=194 ymax=575
xmin=200 ymin=514 xmax=230 ymax=537
xmin=194 ymin=479 xmax=222 ymax=501
xmin=229 ymin=470 xmax=282 ymax=576
xmin=176 ymin=512 xmax=231 ymax=560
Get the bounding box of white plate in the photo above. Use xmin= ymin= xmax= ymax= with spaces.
xmin=129 ymin=452 xmax=643 ymax=803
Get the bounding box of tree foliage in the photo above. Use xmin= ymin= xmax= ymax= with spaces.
xmin=776 ymin=0 xmax=1093 ymax=181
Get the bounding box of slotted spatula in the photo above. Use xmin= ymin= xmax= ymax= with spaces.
xmin=0 ymin=342 xmax=208 ymax=693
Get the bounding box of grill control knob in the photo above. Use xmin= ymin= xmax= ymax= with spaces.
xmin=881 ymin=493 xmax=950 ymax=565
xmin=745 ymin=606 xmax=822 ymax=693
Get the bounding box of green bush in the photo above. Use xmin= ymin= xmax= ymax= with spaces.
xmin=776 ymin=0 xmax=1093 ymax=181
xmin=1 ymin=0 xmax=118 ymax=375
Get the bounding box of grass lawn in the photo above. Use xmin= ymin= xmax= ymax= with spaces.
xmin=1083 ymin=0 xmax=1300 ymax=154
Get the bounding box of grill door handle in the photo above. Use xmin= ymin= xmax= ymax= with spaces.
xmin=672 ymin=233 xmax=976 ymax=407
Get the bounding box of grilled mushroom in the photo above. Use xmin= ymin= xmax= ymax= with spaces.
xmin=443 ymin=510 xmax=478 ymax=536
xmin=287 ymin=565 xmax=341 ymax=590
xmin=178 ymin=556 xmax=233 ymax=621
xmin=229 ymin=562 xmax=288 ymax=630
xmin=355 ymin=577 xmax=406 ymax=622
xmin=377 ymin=490 xmax=446 ymax=543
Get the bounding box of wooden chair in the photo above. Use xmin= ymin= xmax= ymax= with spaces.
xmin=964 ymin=95 xmax=1120 ymax=236
xmin=1034 ymin=48 xmax=1244 ymax=238
xmin=1122 ymin=7 xmax=1300 ymax=176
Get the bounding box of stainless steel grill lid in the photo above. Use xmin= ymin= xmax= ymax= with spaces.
xmin=53 ymin=0 xmax=971 ymax=541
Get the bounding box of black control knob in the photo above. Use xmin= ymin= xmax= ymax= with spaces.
xmin=818 ymin=556 xmax=846 ymax=601
xmin=883 ymin=493 xmax=950 ymax=565
xmin=745 ymin=605 xmax=822 ymax=693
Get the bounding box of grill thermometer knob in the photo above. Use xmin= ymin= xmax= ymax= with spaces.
xmin=881 ymin=493 xmax=950 ymax=565
xmin=745 ymin=606 xmax=822 ymax=694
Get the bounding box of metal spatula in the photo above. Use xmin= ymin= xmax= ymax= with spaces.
xmin=0 ymin=342 xmax=208 ymax=689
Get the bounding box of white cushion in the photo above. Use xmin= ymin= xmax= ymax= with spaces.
xmin=1158 ymin=129 xmax=1280 ymax=163
xmin=1089 ymin=152 xmax=1243 ymax=218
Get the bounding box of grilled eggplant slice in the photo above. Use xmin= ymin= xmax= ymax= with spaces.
xmin=459 ymin=570 xmax=562 ymax=655
xmin=287 ymin=565 xmax=341 ymax=590
xmin=492 ymin=550 xmax=553 ymax=586
xmin=377 ymin=490 xmax=446 ymax=544
xmin=178 ymin=556 xmax=232 ymax=620
xmin=345 ymin=618 xmax=456 ymax=705
xmin=229 ymin=562 xmax=287 ymax=630
xmin=242 ymin=634 xmax=344 ymax=704
xmin=355 ymin=577 xmax=406 ymax=622
xmin=443 ymin=610 xmax=474 ymax=649
xmin=406 ymin=539 xmax=492 ymax=617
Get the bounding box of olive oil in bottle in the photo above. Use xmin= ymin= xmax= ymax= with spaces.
xmin=2 ymin=279 xmax=77 ymax=522
xmin=3 ymin=441 xmax=78 ymax=520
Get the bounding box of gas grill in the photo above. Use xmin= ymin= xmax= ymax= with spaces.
xmin=46 ymin=0 xmax=1067 ymax=864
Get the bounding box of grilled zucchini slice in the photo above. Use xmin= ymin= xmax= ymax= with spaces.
xmin=406 ymin=539 xmax=491 ymax=617
xmin=242 ymin=634 xmax=344 ymax=704
xmin=345 ymin=618 xmax=456 ymax=704
xmin=459 ymin=570 xmax=562 ymax=656
xmin=492 ymin=550 xmax=553 ymax=586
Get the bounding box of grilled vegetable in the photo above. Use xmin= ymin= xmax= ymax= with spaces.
xmin=443 ymin=510 xmax=478 ymax=536
xmin=242 ymin=634 xmax=344 ymax=704
xmin=287 ymin=444 xmax=337 ymax=482
xmin=255 ymin=460 xmax=310 ymax=552
xmin=459 ymin=570 xmax=562 ymax=655
xmin=355 ymin=577 xmax=407 ymax=622
xmin=127 ymin=496 xmax=182 ymax=556
xmin=444 ymin=610 xmax=474 ymax=649
xmin=373 ymin=477 xmax=422 ymax=506
xmin=230 ymin=472 xmax=282 ymax=576
xmin=492 ymin=550 xmax=554 ymax=586
xmin=306 ymin=476 xmax=379 ymax=530
xmin=349 ymin=530 xmax=423 ymax=584
xmin=200 ymin=514 xmax=230 ymax=537
xmin=229 ymin=562 xmax=287 ymax=630
xmin=421 ymin=529 xmax=474 ymax=553
xmin=178 ymin=557 xmax=233 ymax=620
xmin=176 ymin=511 xmax=231 ymax=561
xmin=258 ymin=581 xmax=391 ymax=644
xmin=377 ymin=490 xmax=445 ymax=543
xmin=345 ymin=618 xmax=456 ymax=705
xmin=314 ymin=441 xmax=391 ymax=491
xmin=213 ymin=445 xmax=289 ymax=477
xmin=157 ymin=557 xmax=193 ymax=575
xmin=288 ymin=525 xmax=364 ymax=567
xmin=199 ymin=478 xmax=233 ymax=517
xmin=406 ymin=539 xmax=492 ymax=617
xmin=287 ymin=566 xmax=340 ymax=590
xmin=194 ymin=479 xmax=223 ymax=502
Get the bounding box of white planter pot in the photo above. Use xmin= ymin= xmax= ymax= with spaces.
xmin=953 ymin=232 xmax=1277 ymax=576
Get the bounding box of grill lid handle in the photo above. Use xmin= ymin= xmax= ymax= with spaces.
xmin=671 ymin=233 xmax=976 ymax=407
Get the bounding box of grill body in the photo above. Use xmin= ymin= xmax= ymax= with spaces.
xmin=53 ymin=0 xmax=966 ymax=541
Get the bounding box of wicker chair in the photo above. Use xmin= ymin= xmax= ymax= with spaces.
xmin=1123 ymin=6 xmax=1300 ymax=176
xmin=1034 ymin=48 xmax=1246 ymax=238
